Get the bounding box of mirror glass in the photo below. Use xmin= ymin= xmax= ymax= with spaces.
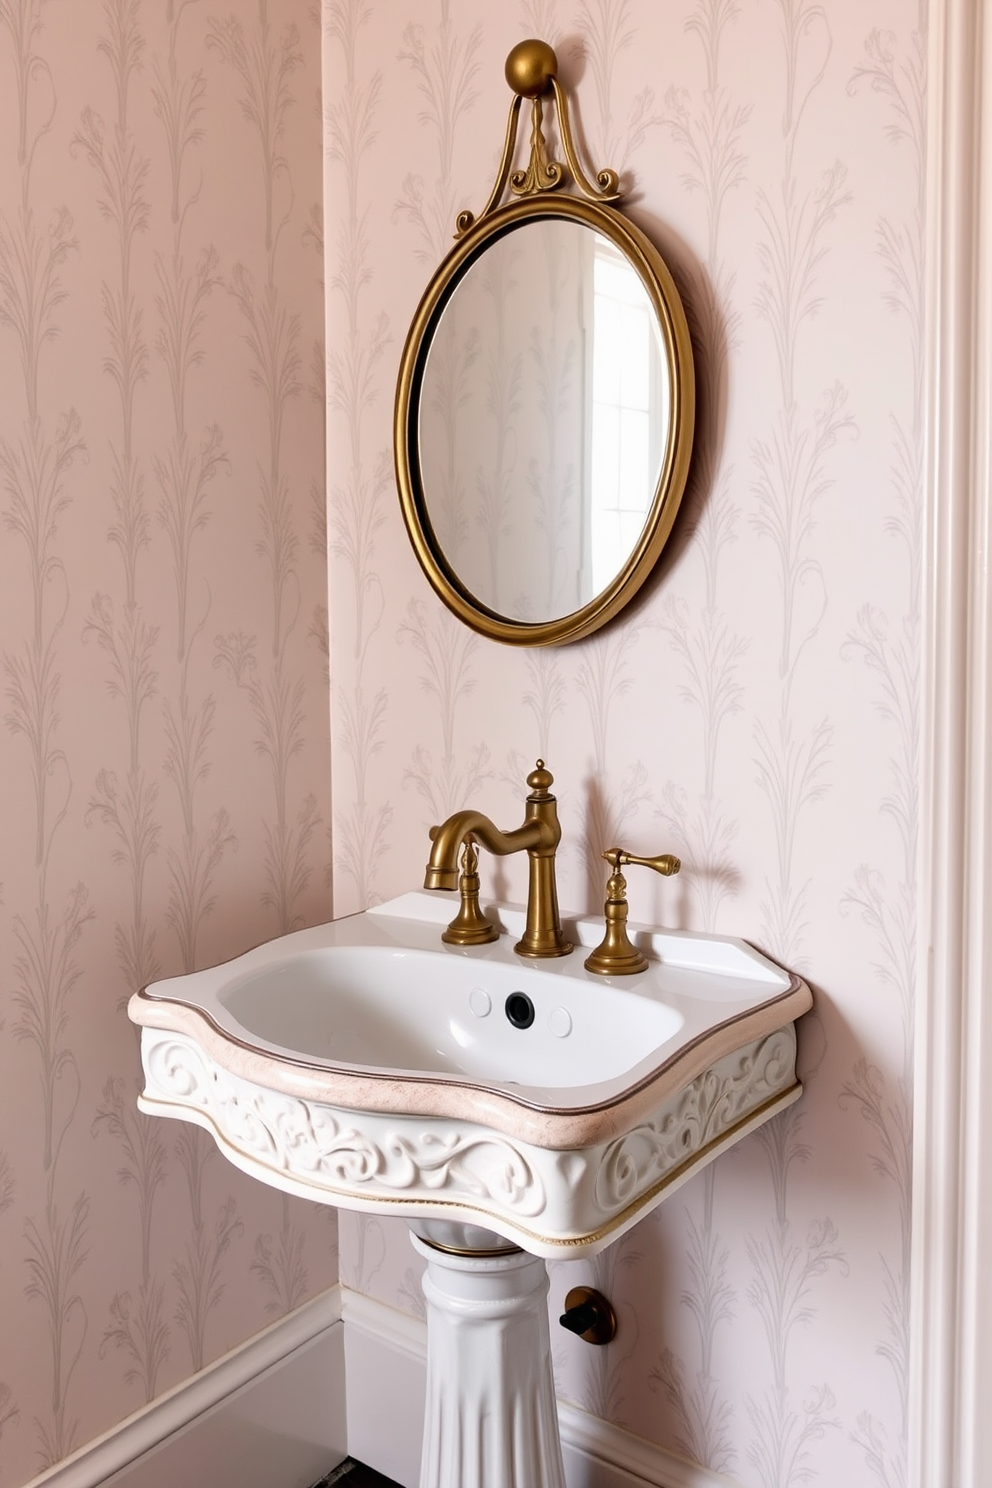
xmin=417 ymin=218 xmax=671 ymax=625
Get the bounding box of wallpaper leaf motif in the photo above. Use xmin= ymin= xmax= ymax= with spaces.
xmin=585 ymin=1231 xmax=643 ymax=1426
xmin=838 ymin=25 xmax=925 ymax=1487
xmin=1 ymin=414 xmax=84 ymax=866
xmin=574 ymin=0 xmax=660 ymax=166
xmin=72 ymin=14 xmax=153 ymax=612
xmin=0 ymin=2 xmax=330 ymax=1476
xmin=326 ymin=358 xmax=391 ymax=658
xmin=325 ymin=0 xmax=394 ymax=917
xmin=24 ymin=1192 xmax=90 ymax=1466
xmin=0 ymin=0 xmax=54 ymax=183
xmin=154 ymin=420 xmax=227 ymax=661
xmin=574 ymin=626 xmax=651 ymax=915
xmin=398 ymin=600 xmax=493 ymax=825
xmin=171 ymin=1123 xmax=243 ymax=1374
xmin=394 ymin=3 xmax=481 ymax=264
xmin=743 ymin=11 xmax=854 ymax=1476
xmin=74 ymin=0 xmax=173 ymax=1413
xmin=644 ymin=3 xmax=750 ymax=1465
xmin=0 ymin=1384 xmax=17 ymax=1452
xmin=651 ymin=1195 xmax=737 ymax=1470
xmin=206 ymin=13 xmax=302 ymax=261
xmin=212 ymin=6 xmax=320 ymax=945
xmin=162 ymin=692 xmax=235 ymax=972
xmin=0 ymin=0 xmax=93 ymax=1459
xmin=203 ymin=1 xmax=326 ymax=1368
xmin=101 ymin=1282 xmax=169 ymax=1397
xmin=12 ymin=891 xmax=92 ymax=1176
xmin=391 ymin=4 xmax=494 ymax=854
xmin=92 ymin=1076 xmax=170 ymax=1400
xmin=77 ymin=0 xmax=162 ymax=1010
xmin=0 ymin=206 xmax=76 ymax=430
xmin=250 ymin=1194 xmax=311 ymax=1315
xmin=521 ymin=649 xmax=567 ymax=760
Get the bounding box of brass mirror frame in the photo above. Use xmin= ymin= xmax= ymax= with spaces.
xmin=394 ymin=44 xmax=695 ymax=648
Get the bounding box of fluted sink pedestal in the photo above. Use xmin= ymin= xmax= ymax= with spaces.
xmin=411 ymin=1225 xmax=566 ymax=1488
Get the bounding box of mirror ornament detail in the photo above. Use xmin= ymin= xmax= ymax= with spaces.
xmin=456 ymin=39 xmax=620 ymax=236
xmin=395 ymin=40 xmax=696 ymax=646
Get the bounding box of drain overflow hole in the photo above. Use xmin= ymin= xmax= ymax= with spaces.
xmin=505 ymin=992 xmax=536 ymax=1029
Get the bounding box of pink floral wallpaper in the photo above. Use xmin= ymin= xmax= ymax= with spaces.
xmin=324 ymin=0 xmax=924 ymax=1484
xmin=0 ymin=0 xmax=926 ymax=1481
xmin=0 ymin=2 xmax=333 ymax=1485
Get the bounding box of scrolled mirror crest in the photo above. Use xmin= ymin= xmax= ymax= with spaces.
xmin=395 ymin=40 xmax=695 ymax=647
xmin=456 ymin=39 xmax=621 ymax=238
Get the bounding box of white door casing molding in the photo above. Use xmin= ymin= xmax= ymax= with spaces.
xmin=913 ymin=0 xmax=992 ymax=1484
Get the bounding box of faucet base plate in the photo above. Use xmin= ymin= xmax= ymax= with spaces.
xmin=514 ymin=934 xmax=573 ymax=958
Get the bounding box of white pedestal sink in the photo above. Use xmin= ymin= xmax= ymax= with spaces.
xmin=129 ymin=891 xmax=811 ymax=1487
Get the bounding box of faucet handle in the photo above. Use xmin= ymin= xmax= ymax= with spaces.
xmin=604 ymin=847 xmax=681 ymax=878
xmin=584 ymin=846 xmax=681 ymax=976
xmin=440 ymin=835 xmax=500 ymax=947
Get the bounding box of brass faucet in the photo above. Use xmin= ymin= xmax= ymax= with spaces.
xmin=424 ymin=760 xmax=572 ymax=958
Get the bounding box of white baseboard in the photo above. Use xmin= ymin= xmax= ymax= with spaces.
xmin=24 ymin=1289 xmax=347 ymax=1488
xmin=341 ymin=1287 xmax=739 ymax=1488
xmin=19 ymin=1282 xmax=736 ymax=1488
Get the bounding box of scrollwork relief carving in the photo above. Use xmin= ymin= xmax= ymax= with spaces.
xmin=141 ymin=1024 xmax=798 ymax=1240
xmin=143 ymin=1033 xmax=546 ymax=1216
xmin=594 ymin=1028 xmax=797 ymax=1213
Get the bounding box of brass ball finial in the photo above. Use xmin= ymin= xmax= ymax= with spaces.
xmin=505 ymin=39 xmax=557 ymax=98
xmin=527 ymin=759 xmax=554 ymax=795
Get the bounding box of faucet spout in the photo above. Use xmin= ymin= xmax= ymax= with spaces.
xmin=425 ymin=812 xmax=543 ymax=890
xmin=424 ymin=761 xmax=572 ymax=958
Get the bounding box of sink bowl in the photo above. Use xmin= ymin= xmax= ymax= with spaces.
xmin=129 ymin=891 xmax=811 ymax=1258
xmin=217 ymin=941 xmax=684 ymax=1088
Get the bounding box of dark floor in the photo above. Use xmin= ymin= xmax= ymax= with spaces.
xmin=315 ymin=1460 xmax=403 ymax=1487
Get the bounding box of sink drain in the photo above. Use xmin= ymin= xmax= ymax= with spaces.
xmin=505 ymin=992 xmax=535 ymax=1029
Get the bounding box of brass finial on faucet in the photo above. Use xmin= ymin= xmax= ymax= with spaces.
xmin=440 ymin=836 xmax=499 ymax=946
xmin=584 ymin=847 xmax=680 ymax=976
xmin=425 ymin=760 xmax=572 ymax=959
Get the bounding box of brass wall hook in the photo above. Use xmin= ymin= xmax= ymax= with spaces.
xmin=584 ymin=847 xmax=680 ymax=975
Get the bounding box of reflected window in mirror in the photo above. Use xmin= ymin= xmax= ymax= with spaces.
xmin=589 ymin=237 xmax=669 ymax=597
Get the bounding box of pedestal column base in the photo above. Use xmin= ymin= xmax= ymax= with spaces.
xmin=410 ymin=1225 xmax=566 ymax=1488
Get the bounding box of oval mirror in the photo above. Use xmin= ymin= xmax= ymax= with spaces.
xmin=394 ymin=51 xmax=694 ymax=646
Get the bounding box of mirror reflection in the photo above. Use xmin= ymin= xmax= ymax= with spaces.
xmin=418 ymin=218 xmax=670 ymax=625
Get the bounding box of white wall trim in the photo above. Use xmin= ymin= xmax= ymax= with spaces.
xmin=22 ymin=1288 xmax=344 ymax=1488
xmin=913 ymin=0 xmax=992 ymax=1484
xmin=556 ymin=1405 xmax=739 ymax=1488
xmin=341 ymin=1286 xmax=738 ymax=1488
xmin=342 ymin=1283 xmax=427 ymax=1361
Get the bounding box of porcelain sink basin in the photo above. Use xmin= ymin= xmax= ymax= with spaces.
xmin=195 ymin=940 xmax=684 ymax=1089
xmin=129 ymin=891 xmax=811 ymax=1258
